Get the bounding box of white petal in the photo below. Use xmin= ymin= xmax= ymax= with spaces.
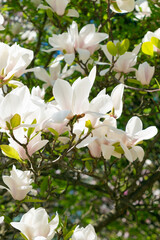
xmin=135 ymin=126 xmax=158 ymax=143
xmin=53 ymin=79 xmax=73 ymax=111
xmin=126 ymin=116 xmax=142 ymax=135
xmin=101 ymin=144 xmax=114 ymax=160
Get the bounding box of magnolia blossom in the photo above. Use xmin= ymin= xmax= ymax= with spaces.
xmin=38 ymin=0 xmax=79 ymax=17
xmin=72 ymin=224 xmax=97 ymax=240
xmin=8 ymin=130 xmax=49 ymax=160
xmin=31 ymin=60 xmax=75 ymax=89
xmin=135 ymin=0 xmax=151 ymax=19
xmin=11 ymin=208 xmax=59 ymax=240
xmin=0 ymin=165 xmax=33 ymax=201
xmin=113 ymin=44 xmax=141 ymax=74
xmin=0 ymin=14 xmax=4 ymax=30
xmin=136 ymin=62 xmax=155 ymax=85
xmin=0 ymin=86 xmax=36 ymax=130
xmin=100 ymin=43 xmax=141 ymax=78
xmin=48 ymin=21 xmax=108 ymax=64
xmin=0 ymin=42 xmax=33 ymax=81
xmin=116 ymin=116 xmax=158 ymax=162
xmin=53 ymin=67 xmax=97 ymax=118
xmin=111 ymin=0 xmax=135 ymax=13
xmin=78 ymin=115 xmax=157 ymax=162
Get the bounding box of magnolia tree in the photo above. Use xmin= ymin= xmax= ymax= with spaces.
xmin=0 ymin=0 xmax=160 ymax=239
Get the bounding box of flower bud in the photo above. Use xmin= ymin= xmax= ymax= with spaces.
xmin=11 ymin=208 xmax=59 ymax=240
xmin=0 ymin=165 xmax=33 ymax=201
xmin=136 ymin=62 xmax=155 ymax=85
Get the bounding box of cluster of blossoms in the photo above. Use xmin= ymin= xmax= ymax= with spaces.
xmin=0 ymin=0 xmax=159 ymax=239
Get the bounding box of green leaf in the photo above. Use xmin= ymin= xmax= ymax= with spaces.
xmin=151 ymin=37 xmax=160 ymax=49
xmin=82 ymin=157 xmax=94 ymax=161
xmin=0 ymin=145 xmax=22 ymax=162
xmin=48 ymin=128 xmax=59 ymax=139
xmin=107 ymin=41 xmax=117 ymax=56
xmin=64 ymin=230 xmax=74 ymax=240
xmin=127 ymin=78 xmax=141 ymax=85
xmin=142 ymin=42 xmax=154 ymax=56
xmin=119 ymin=39 xmax=130 ymax=55
xmin=27 ymin=119 xmax=37 ymax=139
xmin=10 ymin=114 xmax=21 ymax=129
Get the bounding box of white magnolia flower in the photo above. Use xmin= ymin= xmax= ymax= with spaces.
xmin=53 ymin=67 xmax=97 ymax=118
xmin=11 ymin=208 xmax=59 ymax=240
xmin=0 ymin=42 xmax=33 ymax=81
xmin=0 ymin=86 xmax=36 ymax=130
xmin=0 ymin=165 xmax=33 ymax=201
xmin=111 ymin=0 xmax=135 ymax=13
xmin=38 ymin=0 xmax=79 ymax=17
xmin=136 ymin=62 xmax=155 ymax=85
xmin=8 ymin=129 xmax=49 ymax=160
xmin=72 ymin=224 xmax=97 ymax=240
xmin=48 ymin=21 xmax=108 ymax=64
xmin=31 ymin=61 xmax=75 ymax=89
xmin=135 ymin=0 xmax=151 ymax=19
xmin=118 ymin=116 xmax=158 ymax=162
xmin=0 ymin=14 xmax=4 ymax=30
xmin=100 ymin=43 xmax=141 ymax=77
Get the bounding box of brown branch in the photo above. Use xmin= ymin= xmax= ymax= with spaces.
xmin=94 ymin=170 xmax=160 ymax=232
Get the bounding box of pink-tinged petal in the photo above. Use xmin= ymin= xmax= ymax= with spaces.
xmin=88 ymin=140 xmax=102 ymax=158
xmin=126 ymin=116 xmax=142 ymax=135
xmin=53 ymin=79 xmax=73 ymax=110
xmin=131 ymin=146 xmax=144 ymax=162
xmin=76 ymin=48 xmax=90 ymax=63
xmin=28 ymin=140 xmax=49 ymax=156
xmin=101 ymin=144 xmax=114 ymax=160
xmin=135 ymin=126 xmax=158 ymax=143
